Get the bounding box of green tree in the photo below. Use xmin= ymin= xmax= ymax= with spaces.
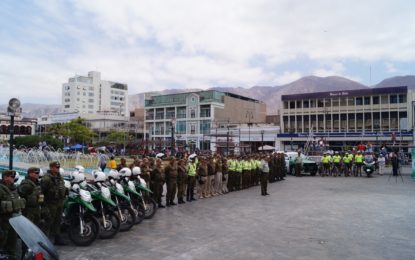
xmin=64 ymin=118 xmax=95 ymax=144
xmin=106 ymin=130 xmax=133 ymax=145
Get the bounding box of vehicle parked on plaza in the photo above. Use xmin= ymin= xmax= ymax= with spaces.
xmin=286 ymin=151 xmax=319 ymax=176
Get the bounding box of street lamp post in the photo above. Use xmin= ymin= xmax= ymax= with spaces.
xmin=7 ymin=98 xmax=21 ymax=170
xmin=261 ymin=130 xmax=264 ymax=152
xmin=171 ymin=118 xmax=176 ymax=156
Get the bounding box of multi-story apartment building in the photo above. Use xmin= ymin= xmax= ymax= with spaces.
xmin=62 ymin=71 xmax=128 ymax=116
xmin=278 ymin=86 xmax=415 ymax=151
xmin=144 ymin=90 xmax=266 ymax=151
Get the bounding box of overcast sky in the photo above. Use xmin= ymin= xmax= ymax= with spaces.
xmin=1 ymin=0 xmax=414 ymax=104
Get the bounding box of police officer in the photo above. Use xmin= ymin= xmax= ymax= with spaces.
xmin=18 ymin=167 xmax=44 ymax=228
xmin=186 ymin=156 xmax=197 ymax=201
xmin=260 ymin=156 xmax=270 ymax=196
xmin=0 ymin=170 xmax=26 ymax=258
xmin=151 ymin=159 xmax=165 ymax=208
xmin=294 ymin=151 xmax=302 ymax=177
xmin=164 ymin=157 xmax=178 ymax=206
xmin=177 ymin=159 xmax=187 ymax=204
xmin=41 ymin=161 xmax=67 ymax=245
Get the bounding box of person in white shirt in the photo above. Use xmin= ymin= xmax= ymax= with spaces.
xmin=378 ymin=154 xmax=386 ymax=175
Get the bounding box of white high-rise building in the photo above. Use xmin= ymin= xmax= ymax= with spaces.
xmin=62 ymin=71 xmax=128 ymax=116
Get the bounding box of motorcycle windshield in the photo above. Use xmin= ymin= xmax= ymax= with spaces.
xmin=9 ymin=215 xmax=59 ymax=260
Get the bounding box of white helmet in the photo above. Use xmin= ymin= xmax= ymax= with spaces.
xmin=59 ymin=167 xmax=65 ymax=176
xmin=75 ymin=165 xmax=85 ymax=173
xmin=119 ymin=167 xmax=132 ymax=177
xmin=14 ymin=172 xmax=20 ymax=182
xmin=156 ymin=153 xmax=165 ymax=159
xmin=108 ymin=169 xmax=119 ymax=180
xmin=132 ymin=166 xmax=141 ymax=176
xmin=71 ymin=170 xmax=86 ymax=183
xmin=93 ymin=171 xmax=107 ymax=182
xmin=39 ymin=168 xmax=44 ymax=177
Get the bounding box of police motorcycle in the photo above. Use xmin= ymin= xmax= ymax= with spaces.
xmin=118 ymin=168 xmax=145 ymax=225
xmin=363 ymin=153 xmax=375 ymax=178
xmin=0 ymin=215 xmax=59 ymax=260
xmin=131 ymin=166 xmax=157 ymax=219
xmin=106 ymin=170 xmax=136 ymax=232
xmin=62 ymin=171 xmax=100 ymax=246
xmin=83 ymin=170 xmax=121 ymax=239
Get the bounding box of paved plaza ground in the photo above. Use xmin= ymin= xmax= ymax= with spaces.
xmin=59 ymin=168 xmax=415 ymax=260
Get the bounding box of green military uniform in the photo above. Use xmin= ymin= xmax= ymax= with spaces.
xmin=151 ymin=162 xmax=165 ymax=207
xmin=41 ymin=168 xmax=66 ymax=242
xmin=0 ymin=170 xmax=26 ymax=257
xmin=177 ymin=162 xmax=187 ymax=204
xmin=164 ymin=161 xmax=178 ymax=206
xmin=18 ymin=176 xmax=44 ymax=228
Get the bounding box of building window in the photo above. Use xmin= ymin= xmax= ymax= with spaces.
xmin=190 ymin=109 xmax=196 ymax=118
xmin=64 ymin=105 xmax=70 ymax=108
xmin=166 ymin=107 xmax=175 ymax=119
xmin=373 ymin=96 xmax=380 ymax=104
xmin=284 ymin=101 xmax=289 ymax=109
xmin=398 ymin=94 xmax=406 ymax=103
xmin=88 ymin=99 xmax=94 ymax=103
xmin=88 ymin=105 xmax=94 ymax=109
xmin=355 ymin=97 xmax=363 ymax=105
xmin=289 ymin=101 xmax=295 ymax=109
xmin=303 ymin=100 xmax=309 ymax=108
xmin=156 ymin=108 xmax=164 ymax=120
xmin=177 ymin=107 xmax=186 ymax=119
xmin=176 ymin=121 xmax=186 ymax=134
xmin=200 ymin=105 xmax=211 ymax=117
xmin=190 ymin=124 xmax=196 ymax=134
xmin=296 ymin=100 xmax=302 ymax=109
xmin=390 ymin=95 xmax=398 ymax=104
xmin=200 ymin=120 xmax=211 ymax=134
xmin=364 ymin=96 xmax=370 ymax=105
xmin=317 ymin=100 xmax=324 ymax=108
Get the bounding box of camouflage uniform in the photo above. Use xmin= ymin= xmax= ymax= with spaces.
xmin=18 ymin=175 xmax=44 ymax=228
xmin=0 ymin=171 xmax=26 ymax=258
xmin=41 ymin=168 xmax=66 ymax=242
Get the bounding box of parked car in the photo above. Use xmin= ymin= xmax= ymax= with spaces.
xmin=286 ymin=152 xmax=318 ymax=176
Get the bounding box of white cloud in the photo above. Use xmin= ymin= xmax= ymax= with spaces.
xmin=385 ymin=62 xmax=398 ymax=73
xmin=1 ymin=0 xmax=415 ymax=104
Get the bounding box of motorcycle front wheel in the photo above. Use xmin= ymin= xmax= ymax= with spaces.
xmin=142 ymin=197 xmax=157 ymax=219
xmin=99 ymin=210 xmax=121 ymax=239
xmin=116 ymin=206 xmax=136 ymax=232
xmin=68 ymin=215 xmax=100 ymax=246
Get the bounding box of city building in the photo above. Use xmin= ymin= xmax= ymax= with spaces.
xmin=62 ymin=71 xmax=129 ymax=116
xmin=0 ymin=113 xmax=36 ymax=141
xmin=209 ymin=123 xmax=281 ymax=155
xmin=144 ymin=90 xmax=266 ymax=151
xmin=278 ymin=86 xmax=415 ymax=151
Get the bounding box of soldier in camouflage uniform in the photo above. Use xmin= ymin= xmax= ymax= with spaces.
xmin=18 ymin=167 xmax=44 ymax=229
xmin=0 ymin=170 xmax=26 ymax=258
xmin=41 ymin=161 xmax=67 ymax=245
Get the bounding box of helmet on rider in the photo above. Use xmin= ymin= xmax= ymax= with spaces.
xmin=108 ymin=169 xmax=120 ymax=180
xmin=93 ymin=171 xmax=107 ymax=182
xmin=119 ymin=167 xmax=132 ymax=177
xmin=71 ymin=170 xmax=86 ymax=183
xmin=75 ymin=165 xmax=85 ymax=173
xmin=132 ymin=166 xmax=141 ymax=176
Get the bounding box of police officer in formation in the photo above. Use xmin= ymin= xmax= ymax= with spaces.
xmin=0 ymin=170 xmax=25 ymax=258
xmin=41 ymin=161 xmax=67 ymax=245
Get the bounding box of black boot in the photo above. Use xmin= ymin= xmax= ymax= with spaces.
xmin=170 ymin=201 xmax=177 ymax=206
xmin=158 ymin=203 xmax=165 ymax=208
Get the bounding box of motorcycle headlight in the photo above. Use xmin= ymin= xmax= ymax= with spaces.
xmin=115 ymin=183 xmax=125 ymax=194
xmin=101 ymin=187 xmax=111 ymax=199
xmin=128 ymin=181 xmax=136 ymax=191
xmin=79 ymin=189 xmax=92 ymax=202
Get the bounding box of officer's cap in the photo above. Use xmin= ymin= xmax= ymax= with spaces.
xmin=49 ymin=161 xmax=61 ymax=168
xmin=2 ymin=170 xmax=16 ymax=177
xmin=28 ymin=167 xmax=40 ymax=174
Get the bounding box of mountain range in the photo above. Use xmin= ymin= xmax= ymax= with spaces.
xmin=3 ymin=75 xmax=415 ymax=118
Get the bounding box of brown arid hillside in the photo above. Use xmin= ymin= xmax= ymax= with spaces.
xmin=3 ymin=75 xmax=414 ymax=118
